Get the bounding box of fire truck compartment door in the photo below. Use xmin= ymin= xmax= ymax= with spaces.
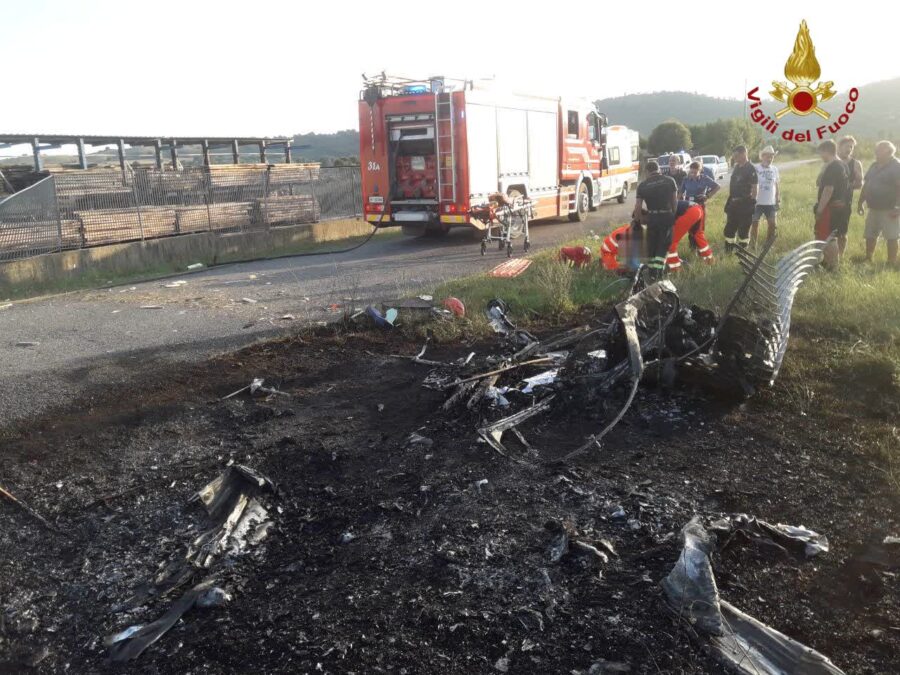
xmin=466 ymin=103 xmax=499 ymax=196
xmin=527 ymin=110 xmax=558 ymax=190
xmin=496 ymin=108 xmax=528 ymax=176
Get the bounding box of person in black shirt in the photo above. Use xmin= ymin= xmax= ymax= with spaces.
xmin=634 ymin=161 xmax=678 ymax=276
xmin=723 ymin=145 xmax=758 ymax=252
xmin=667 ymin=155 xmax=687 ymax=194
xmin=815 ymin=139 xmax=850 ymax=267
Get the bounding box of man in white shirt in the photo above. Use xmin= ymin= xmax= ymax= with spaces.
xmin=751 ymin=145 xmax=780 ymax=248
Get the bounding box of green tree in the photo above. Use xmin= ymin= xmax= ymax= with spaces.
xmin=688 ymin=119 xmax=763 ymax=157
xmin=647 ymin=121 xmax=692 ymax=155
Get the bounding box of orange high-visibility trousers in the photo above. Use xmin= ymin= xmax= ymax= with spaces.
xmin=665 ymin=203 xmax=713 ymax=271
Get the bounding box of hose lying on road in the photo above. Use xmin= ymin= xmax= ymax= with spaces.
xmin=225 ymin=218 xmax=384 ymax=266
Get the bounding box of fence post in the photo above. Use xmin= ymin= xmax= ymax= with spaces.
xmin=52 ymin=176 xmax=63 ymax=252
xmin=131 ymin=168 xmax=145 ymax=240
xmin=263 ymin=166 xmax=271 ymax=231
xmin=204 ymin=167 xmax=213 ymax=232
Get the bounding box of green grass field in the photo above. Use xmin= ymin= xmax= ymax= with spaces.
xmin=436 ymin=161 xmax=899 ymax=359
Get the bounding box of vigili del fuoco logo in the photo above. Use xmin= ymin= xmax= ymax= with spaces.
xmin=746 ymin=20 xmax=859 ymax=143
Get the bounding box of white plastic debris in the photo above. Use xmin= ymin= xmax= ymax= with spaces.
xmin=241 ymin=297 xmax=258 ymax=304
xmin=187 ymin=263 xmax=204 ymax=270
xmin=520 ymin=369 xmax=559 ymax=394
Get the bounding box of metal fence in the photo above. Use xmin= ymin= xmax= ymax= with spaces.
xmin=0 ymin=165 xmax=362 ymax=262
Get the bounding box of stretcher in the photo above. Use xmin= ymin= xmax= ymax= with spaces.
xmin=469 ymin=193 xmax=534 ymax=258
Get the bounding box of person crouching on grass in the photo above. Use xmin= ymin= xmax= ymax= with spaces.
xmin=858 ymin=140 xmax=900 ymax=267
xmin=814 ymin=139 xmax=850 ymax=269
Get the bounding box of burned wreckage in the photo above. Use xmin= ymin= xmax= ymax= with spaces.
xmin=421 ymin=238 xmax=827 ymax=461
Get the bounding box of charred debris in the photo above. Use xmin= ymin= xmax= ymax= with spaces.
xmin=404 ymin=238 xmax=827 ymax=463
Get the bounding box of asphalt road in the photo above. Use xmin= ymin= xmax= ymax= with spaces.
xmin=0 ymin=200 xmax=633 ymax=422
xmin=1 ymin=160 xmax=813 ymax=422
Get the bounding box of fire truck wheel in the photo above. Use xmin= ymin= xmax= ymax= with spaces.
xmin=617 ymin=183 xmax=629 ymax=204
xmin=569 ymin=182 xmax=589 ymax=222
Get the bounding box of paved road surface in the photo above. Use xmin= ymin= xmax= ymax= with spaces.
xmin=1 ymin=202 xmax=634 ymax=421
xmin=0 ymin=160 xmax=813 ymax=422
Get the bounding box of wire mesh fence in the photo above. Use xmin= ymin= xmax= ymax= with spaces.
xmin=0 ymin=177 xmax=64 ymax=261
xmin=0 ymin=164 xmax=363 ymax=262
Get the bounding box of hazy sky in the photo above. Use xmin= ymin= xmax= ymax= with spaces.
xmin=1 ymin=0 xmax=897 ymax=156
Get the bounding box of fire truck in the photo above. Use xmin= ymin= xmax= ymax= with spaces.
xmin=358 ymin=75 xmax=639 ymax=235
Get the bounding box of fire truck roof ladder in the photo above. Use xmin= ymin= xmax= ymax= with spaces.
xmin=436 ymin=92 xmax=456 ymax=204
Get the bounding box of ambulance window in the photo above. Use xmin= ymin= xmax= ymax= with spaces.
xmin=631 ymin=145 xmax=639 ymax=161
xmin=567 ymin=111 xmax=579 ymax=137
xmin=609 ymin=147 xmax=621 ymax=166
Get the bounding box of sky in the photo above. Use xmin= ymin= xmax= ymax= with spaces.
xmin=1 ymin=0 xmax=897 ymax=157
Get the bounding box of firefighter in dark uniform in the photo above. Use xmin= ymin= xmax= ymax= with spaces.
xmin=634 ymin=161 xmax=678 ymax=277
xmin=723 ymin=145 xmax=759 ymax=252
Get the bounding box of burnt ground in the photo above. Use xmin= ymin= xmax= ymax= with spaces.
xmin=0 ymin=325 xmax=898 ymax=674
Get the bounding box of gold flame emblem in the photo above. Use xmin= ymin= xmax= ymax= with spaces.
xmin=770 ymin=21 xmax=836 ymax=119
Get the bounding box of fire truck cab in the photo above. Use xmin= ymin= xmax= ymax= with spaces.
xmin=358 ymin=75 xmax=615 ymax=235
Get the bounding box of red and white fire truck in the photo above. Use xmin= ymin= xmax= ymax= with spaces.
xmin=358 ymin=75 xmax=639 ymax=235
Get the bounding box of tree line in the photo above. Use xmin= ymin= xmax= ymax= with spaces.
xmin=644 ymin=118 xmax=814 ymax=159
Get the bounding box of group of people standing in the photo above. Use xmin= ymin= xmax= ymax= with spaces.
xmin=632 ymin=137 xmax=900 ymax=275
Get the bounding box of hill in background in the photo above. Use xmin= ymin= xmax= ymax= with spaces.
xmin=596 ymin=92 xmax=744 ymax=136
xmin=832 ymin=77 xmax=900 ymax=140
xmin=597 ymin=78 xmax=899 ymax=141
xmin=291 ymin=130 xmax=359 ymax=164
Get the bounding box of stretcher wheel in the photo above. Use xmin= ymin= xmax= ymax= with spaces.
xmin=524 ymin=239 xmax=531 ymax=252
xmin=506 ymin=242 xmax=513 ymax=258
xmin=480 ymin=241 xmax=486 ymax=256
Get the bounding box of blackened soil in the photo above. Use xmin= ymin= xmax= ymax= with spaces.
xmin=0 ymin=328 xmax=898 ymax=674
